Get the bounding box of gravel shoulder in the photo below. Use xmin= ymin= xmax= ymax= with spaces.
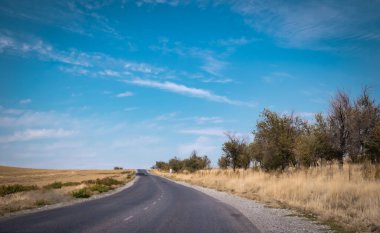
xmin=163 ymin=177 xmax=334 ymax=233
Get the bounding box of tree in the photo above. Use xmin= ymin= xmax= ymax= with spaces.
xmin=155 ymin=161 xmax=169 ymax=171
xmin=169 ymin=157 xmax=183 ymax=172
xmin=253 ymin=109 xmax=301 ymax=170
xmin=349 ymin=88 xmax=380 ymax=162
xmin=201 ymin=155 xmax=211 ymax=169
xmin=366 ymin=122 xmax=380 ymax=163
xmin=222 ymin=133 xmax=247 ymax=171
xmin=239 ymin=144 xmax=252 ymax=169
xmin=218 ymin=155 xmax=230 ymax=169
xmin=313 ymin=113 xmax=338 ymax=163
xmin=328 ymin=91 xmax=351 ymax=168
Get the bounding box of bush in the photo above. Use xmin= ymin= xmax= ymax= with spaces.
xmin=95 ymin=177 xmax=122 ymax=186
xmin=0 ymin=184 xmax=38 ymax=196
xmin=43 ymin=182 xmax=62 ymax=189
xmin=72 ymin=188 xmax=91 ymax=198
xmin=62 ymin=182 xmax=80 ymax=187
xmin=35 ymin=199 xmax=49 ymax=207
xmin=90 ymin=184 xmax=112 ymax=193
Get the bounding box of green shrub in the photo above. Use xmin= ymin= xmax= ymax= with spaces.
xmin=72 ymin=188 xmax=91 ymax=198
xmin=0 ymin=184 xmax=38 ymax=196
xmin=90 ymin=184 xmax=112 ymax=193
xmin=62 ymin=182 xmax=80 ymax=187
xmin=35 ymin=199 xmax=49 ymax=207
xmin=95 ymin=177 xmax=122 ymax=186
xmin=43 ymin=182 xmax=62 ymax=189
xmin=82 ymin=179 xmax=96 ymax=184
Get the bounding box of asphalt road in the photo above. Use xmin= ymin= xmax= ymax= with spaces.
xmin=0 ymin=170 xmax=259 ymax=233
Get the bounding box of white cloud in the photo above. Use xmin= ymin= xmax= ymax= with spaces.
xmin=229 ymin=0 xmax=380 ymax=49
xmin=154 ymin=112 xmax=177 ymax=121
xmin=19 ymin=99 xmax=32 ymax=105
xmin=124 ymin=107 xmax=138 ymax=112
xmin=177 ymin=136 xmax=221 ymax=158
xmin=179 ymin=128 xmax=226 ymax=136
xmin=136 ymin=0 xmax=180 ymax=7
xmin=262 ymin=71 xmax=294 ymax=83
xmin=0 ymin=128 xmax=78 ymax=143
xmin=116 ymin=91 xmax=134 ymax=98
xmin=99 ymin=69 xmax=120 ymax=77
xmin=124 ymin=62 xmax=164 ymax=74
xmin=194 ymin=116 xmax=224 ymax=124
xmin=111 ymin=136 xmax=162 ymax=149
xmin=126 ymin=78 xmax=255 ymax=107
xmin=216 ymin=37 xmax=251 ymax=46
xmin=151 ymin=41 xmax=228 ymax=76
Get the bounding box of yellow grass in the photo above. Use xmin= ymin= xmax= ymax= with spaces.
xmin=153 ymin=164 xmax=380 ymax=232
xmin=0 ymin=166 xmax=135 ymax=215
xmin=0 ymin=165 xmax=128 ymax=186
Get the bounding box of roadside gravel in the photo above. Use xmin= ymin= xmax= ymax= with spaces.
xmin=171 ymin=179 xmax=334 ymax=233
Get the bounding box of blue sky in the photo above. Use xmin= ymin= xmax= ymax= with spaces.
xmin=1 ymin=0 xmax=380 ymax=169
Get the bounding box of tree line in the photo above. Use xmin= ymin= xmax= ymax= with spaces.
xmin=219 ymin=88 xmax=380 ymax=171
xmin=154 ymin=151 xmax=211 ymax=172
xmin=154 ymin=88 xmax=380 ymax=172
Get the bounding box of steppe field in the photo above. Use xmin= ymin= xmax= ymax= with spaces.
xmin=0 ymin=166 xmax=135 ymax=215
xmin=153 ymin=164 xmax=380 ymax=233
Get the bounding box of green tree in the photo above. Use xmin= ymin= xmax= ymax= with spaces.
xmin=366 ymin=122 xmax=380 ymax=164
xmin=222 ymin=133 xmax=247 ymax=171
xmin=253 ymin=109 xmax=302 ymax=170
xmin=218 ymin=155 xmax=230 ymax=169
xmin=169 ymin=157 xmax=183 ymax=172
xmin=328 ymin=91 xmax=351 ymax=168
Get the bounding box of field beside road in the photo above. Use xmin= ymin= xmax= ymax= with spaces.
xmin=0 ymin=166 xmax=135 ymax=215
xmin=153 ymin=164 xmax=380 ymax=233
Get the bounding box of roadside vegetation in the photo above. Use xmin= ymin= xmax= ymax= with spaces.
xmin=153 ymin=88 xmax=380 ymax=233
xmin=0 ymin=166 xmax=135 ymax=215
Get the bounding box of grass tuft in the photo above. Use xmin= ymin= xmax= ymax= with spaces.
xmin=72 ymin=188 xmax=91 ymax=198
xmin=0 ymin=184 xmax=38 ymax=196
xmin=43 ymin=182 xmax=62 ymax=189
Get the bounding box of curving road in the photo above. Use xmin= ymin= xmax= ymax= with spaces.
xmin=0 ymin=170 xmax=259 ymax=233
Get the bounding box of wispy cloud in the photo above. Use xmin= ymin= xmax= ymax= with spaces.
xmin=215 ymin=37 xmax=252 ymax=47
xmin=0 ymin=1 xmax=124 ymax=39
xmin=126 ymin=78 xmax=255 ymax=107
xmin=124 ymin=62 xmax=164 ymax=75
xmin=262 ymin=71 xmax=294 ymax=83
xmin=194 ymin=116 xmax=224 ymax=124
xmin=177 ymin=136 xmax=221 ymax=158
xmin=124 ymin=107 xmax=138 ymax=112
xmin=228 ymin=0 xmax=380 ymax=49
xmin=99 ymin=70 xmax=120 ymax=77
xmin=151 ymin=40 xmax=228 ymax=76
xmin=136 ymin=0 xmax=180 ymax=7
xmin=179 ymin=128 xmax=226 ymax=136
xmin=19 ymin=99 xmax=32 ymax=105
xmin=0 ymin=128 xmax=77 ymax=143
xmin=116 ymin=91 xmax=134 ymax=98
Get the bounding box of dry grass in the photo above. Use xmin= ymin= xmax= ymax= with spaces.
xmin=0 ymin=166 xmax=128 ymax=186
xmin=153 ymin=164 xmax=380 ymax=233
xmin=0 ymin=166 xmax=135 ymax=215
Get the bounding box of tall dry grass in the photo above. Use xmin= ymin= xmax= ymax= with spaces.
xmin=154 ymin=164 xmax=380 ymax=232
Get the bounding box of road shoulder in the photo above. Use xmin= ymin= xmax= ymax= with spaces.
xmin=158 ymin=175 xmax=333 ymax=233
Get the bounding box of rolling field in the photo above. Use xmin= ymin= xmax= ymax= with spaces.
xmin=0 ymin=166 xmax=135 ymax=215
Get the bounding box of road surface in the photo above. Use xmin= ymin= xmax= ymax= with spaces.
xmin=0 ymin=170 xmax=259 ymax=233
